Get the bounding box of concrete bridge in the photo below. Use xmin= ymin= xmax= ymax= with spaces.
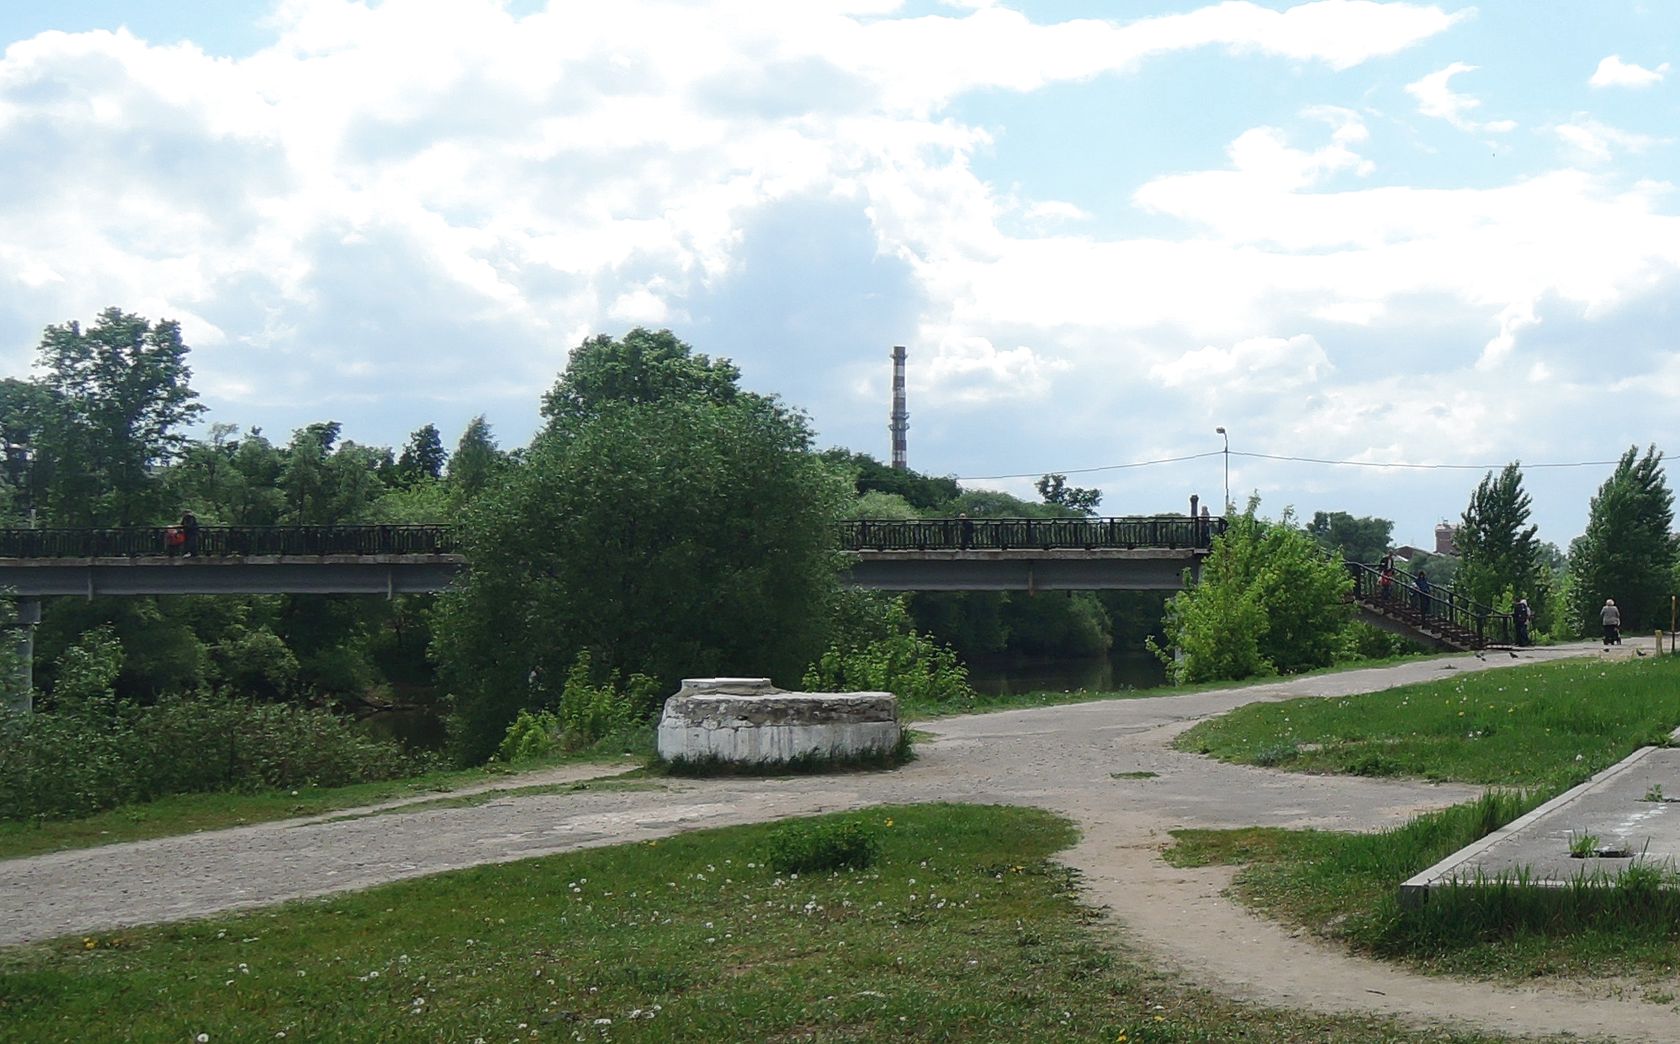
xmin=0 ymin=517 xmax=1221 ymax=599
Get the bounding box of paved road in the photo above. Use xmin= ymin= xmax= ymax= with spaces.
xmin=4 ymin=642 xmax=1672 ymax=1041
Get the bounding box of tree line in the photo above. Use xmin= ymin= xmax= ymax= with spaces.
xmin=5 ymin=308 xmax=1674 ymax=758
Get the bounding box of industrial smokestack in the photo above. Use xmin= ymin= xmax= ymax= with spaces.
xmin=889 ymin=345 xmax=909 ymax=470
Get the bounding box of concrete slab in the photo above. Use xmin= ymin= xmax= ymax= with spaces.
xmin=1402 ymin=744 xmax=1680 ymax=901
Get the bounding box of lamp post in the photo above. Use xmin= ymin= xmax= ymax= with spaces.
xmin=1215 ymin=427 xmax=1229 ymax=514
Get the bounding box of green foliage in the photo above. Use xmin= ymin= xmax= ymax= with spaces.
xmin=1456 ymin=463 xmax=1542 ymax=611
xmin=540 ymin=327 xmax=749 ymax=431
xmin=396 ymin=423 xmax=447 ymax=485
xmin=1035 ymin=472 xmax=1101 ymax=516
xmin=495 ymin=708 xmax=563 ymax=763
xmin=50 ymin=624 xmax=124 ymax=711
xmin=802 ymin=599 xmax=976 ymax=709
xmin=555 ymin=651 xmax=655 ymax=747
xmin=1305 ymin=510 xmax=1393 ymax=565
xmin=1567 ymin=445 xmax=1677 ymax=634
xmin=281 ymin=422 xmax=387 ymax=525
xmin=765 ymin=815 xmax=882 ymax=874
xmin=437 ymin=330 xmax=848 ymax=764
xmin=819 ymin=448 xmax=960 ymax=510
xmin=0 ymin=697 xmax=422 ymax=821
xmin=210 ymin=628 xmax=300 ymax=701
xmin=1151 ymin=501 xmax=1352 ymax=684
xmin=845 ymin=489 xmax=920 ymax=519
xmin=33 ymin=307 xmax=206 ymax=526
xmin=445 ymin=414 xmax=502 ymax=499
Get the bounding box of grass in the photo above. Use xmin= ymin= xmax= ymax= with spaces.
xmin=1174 ymin=655 xmax=1680 ymax=790
xmin=0 ymin=751 xmax=644 ymax=863
xmin=1167 ymin=791 xmax=1680 ymax=985
xmin=1167 ymin=655 xmax=1680 ymax=985
xmin=0 ymin=803 xmax=1515 ymax=1043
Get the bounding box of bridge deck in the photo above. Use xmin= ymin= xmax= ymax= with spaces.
xmin=0 ymin=555 xmax=466 ymax=597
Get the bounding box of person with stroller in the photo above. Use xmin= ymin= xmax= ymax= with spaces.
xmin=1601 ymin=598 xmax=1621 ymax=646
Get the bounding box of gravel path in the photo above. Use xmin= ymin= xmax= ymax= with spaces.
xmin=3 ymin=642 xmax=1669 ymax=1041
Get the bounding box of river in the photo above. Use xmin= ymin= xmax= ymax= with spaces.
xmin=963 ymin=649 xmax=1167 ymax=697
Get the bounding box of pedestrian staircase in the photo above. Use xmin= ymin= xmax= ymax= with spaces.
xmin=1345 ymin=561 xmax=1514 ymax=652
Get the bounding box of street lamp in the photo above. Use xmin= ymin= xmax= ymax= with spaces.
xmin=1215 ymin=427 xmax=1228 ymax=514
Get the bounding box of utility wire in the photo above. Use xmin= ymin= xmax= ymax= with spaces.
xmin=956 ymin=450 xmax=1624 ymax=482
xmin=958 ymin=451 xmax=1221 ymax=481
xmin=1233 ymin=452 xmax=1624 ymax=471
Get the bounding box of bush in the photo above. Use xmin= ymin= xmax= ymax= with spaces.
xmin=802 ymin=599 xmax=975 ymax=709
xmin=557 ymin=651 xmax=656 ymax=747
xmin=0 ymin=696 xmax=425 ymax=821
xmin=495 ymin=708 xmax=563 ymax=763
xmin=765 ymin=815 xmax=882 ymax=874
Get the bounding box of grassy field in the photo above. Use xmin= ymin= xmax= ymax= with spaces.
xmin=0 ymin=803 xmax=1515 ymax=1043
xmin=1169 ymin=797 xmax=1680 ymax=987
xmin=1168 ymin=655 xmax=1680 ymax=985
xmin=1174 ymin=655 xmax=1680 ymax=790
xmin=0 ymin=751 xmax=644 ymax=862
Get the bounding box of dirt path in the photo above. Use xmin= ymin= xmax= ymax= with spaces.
xmin=3 ymin=643 xmax=1669 ymax=1041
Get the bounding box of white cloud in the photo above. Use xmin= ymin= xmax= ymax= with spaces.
xmin=1554 ymin=117 xmax=1665 ymax=164
xmin=1149 ymin=334 xmax=1332 ymax=392
xmin=1022 ymin=200 xmax=1092 ymax=223
xmin=1589 ymin=54 xmax=1669 ymax=89
xmin=1405 ymin=62 xmax=1517 ymax=135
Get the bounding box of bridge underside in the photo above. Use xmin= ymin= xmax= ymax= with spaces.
xmin=842 ymin=549 xmax=1200 ymax=592
xmin=0 ymin=557 xmax=466 ymax=597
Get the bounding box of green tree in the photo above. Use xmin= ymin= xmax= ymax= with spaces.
xmin=540 ymin=327 xmax=746 ymax=431
xmin=1567 ymin=446 xmax=1677 ymax=633
xmin=435 ymin=331 xmax=849 ymax=763
xmin=820 ymin=449 xmax=960 ymax=511
xmin=280 ymin=423 xmax=386 ymax=525
xmin=33 ymin=308 xmax=205 ymax=525
xmin=1035 ymin=473 xmax=1102 ymax=516
xmin=1305 ymin=511 xmax=1394 ymax=565
xmin=1455 ymin=463 xmax=1541 ymax=610
xmin=446 ymin=415 xmax=502 ymax=500
xmin=396 ymin=423 xmax=447 ymax=486
xmin=1152 ymin=502 xmax=1351 ymax=683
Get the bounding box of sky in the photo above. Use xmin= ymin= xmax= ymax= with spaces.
xmin=0 ymin=1 xmax=1676 ymax=548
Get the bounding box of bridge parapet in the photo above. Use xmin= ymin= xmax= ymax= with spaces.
xmin=840 ymin=515 xmax=1224 ymax=552
xmin=0 ymin=524 xmax=458 ymax=559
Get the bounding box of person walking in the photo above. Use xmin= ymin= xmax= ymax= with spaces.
xmin=1601 ymin=598 xmax=1621 ymax=646
xmin=180 ymin=510 xmax=200 ymax=558
xmin=1414 ymin=569 xmax=1431 ymax=617
xmin=1513 ymin=597 xmax=1531 ymax=647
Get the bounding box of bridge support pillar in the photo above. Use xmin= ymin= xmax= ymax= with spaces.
xmin=5 ymin=597 xmax=40 ymax=713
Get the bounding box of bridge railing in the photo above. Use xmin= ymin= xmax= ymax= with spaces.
xmin=0 ymin=525 xmax=460 ymax=559
xmin=840 ymin=516 xmax=1227 ymax=552
xmin=1346 ymin=561 xmax=1514 ymax=646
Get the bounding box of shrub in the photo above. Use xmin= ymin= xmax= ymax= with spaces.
xmin=557 ymin=651 xmax=654 ymax=747
xmin=0 ymin=696 xmax=425 ymax=821
xmin=765 ymin=816 xmax=882 ymax=874
xmin=496 ymin=709 xmax=562 ymax=763
xmin=802 ymin=600 xmax=974 ymax=709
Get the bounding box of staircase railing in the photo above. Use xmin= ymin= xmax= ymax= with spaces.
xmin=1345 ymin=560 xmax=1514 ymax=647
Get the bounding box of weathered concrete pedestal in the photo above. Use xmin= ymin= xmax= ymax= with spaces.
xmin=656 ymin=677 xmax=901 ymax=765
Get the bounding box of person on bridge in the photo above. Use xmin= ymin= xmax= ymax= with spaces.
xmin=180 ymin=511 xmax=200 ymax=558
xmin=1513 ymin=597 xmax=1531 ymax=646
xmin=1601 ymin=598 xmax=1621 ymax=646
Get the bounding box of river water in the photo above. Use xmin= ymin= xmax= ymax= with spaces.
xmin=963 ymin=650 xmax=1167 ymax=696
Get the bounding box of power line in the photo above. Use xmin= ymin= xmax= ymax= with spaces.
xmin=1234 ymin=452 xmax=1624 ymax=471
xmin=955 ymin=450 xmax=1624 ymax=482
xmin=957 ymin=451 xmax=1221 ymax=481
